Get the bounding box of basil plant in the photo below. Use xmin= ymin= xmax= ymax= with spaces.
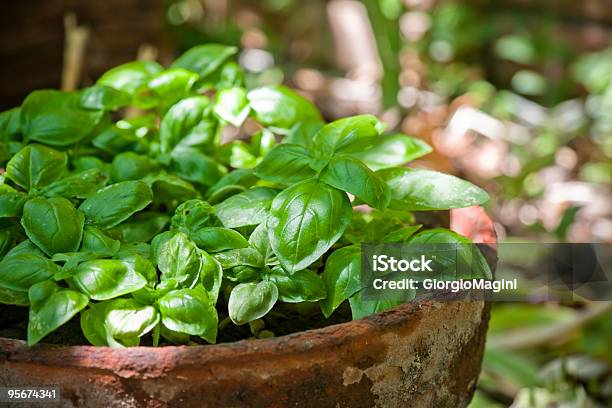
xmin=0 ymin=43 xmax=489 ymax=347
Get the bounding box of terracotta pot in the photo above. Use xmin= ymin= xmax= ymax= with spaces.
xmin=0 ymin=206 xmax=496 ymax=408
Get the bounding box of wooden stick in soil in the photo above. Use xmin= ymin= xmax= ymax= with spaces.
xmin=61 ymin=13 xmax=90 ymax=92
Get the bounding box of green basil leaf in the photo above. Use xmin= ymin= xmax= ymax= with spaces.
xmin=6 ymin=144 xmax=67 ymax=191
xmin=215 ymin=187 xmax=278 ymax=228
xmin=0 ymin=142 xmax=10 ymax=164
xmin=79 ymin=85 xmax=131 ymax=111
xmin=217 ymin=61 xmax=244 ymax=88
xmin=116 ymin=242 xmax=151 ymax=260
xmin=72 ymin=259 xmax=148 ymax=300
xmin=131 ymin=284 xmax=158 ymax=306
xmin=20 ymin=90 xmax=103 ymax=146
xmin=116 ymin=114 xmax=157 ymax=134
xmin=80 ymin=298 xmax=154 ymax=347
xmin=3 ymin=239 xmax=44 ymax=258
xmin=79 ymin=181 xmax=153 ymax=228
xmin=312 ymin=115 xmax=384 ymax=158
xmin=92 ymin=125 xmax=147 ymax=155
xmin=118 ymin=253 xmax=157 ymax=283
xmin=228 ymin=281 xmax=278 ymax=325
xmin=268 ymin=180 xmax=352 ymax=273
xmin=107 ymin=212 xmax=169 ymax=244
xmin=42 ymin=169 xmax=109 ymax=199
xmin=408 ymin=228 xmax=492 ymax=279
xmin=22 ymin=196 xmax=84 ymax=256
xmin=80 ymin=301 xmax=110 ymax=346
xmin=251 ymin=128 xmax=276 ymax=157
xmin=254 ymin=144 xmax=316 ymax=184
xmin=377 ymin=168 xmax=489 ymax=211
xmin=348 ymin=134 xmax=432 ymax=170
xmin=0 ymin=107 xmax=21 ymax=141
xmin=157 ymin=232 xmax=203 ymax=289
xmin=320 ymin=246 xmax=362 ymax=318
xmin=81 ymin=227 xmax=120 ymax=257
xmin=144 ymin=173 xmax=199 ymax=204
xmin=285 ymin=121 xmax=324 ymax=148
xmin=96 ymin=254 xmax=150 ymax=304
xmin=147 ymin=68 xmax=198 ymax=108
xmin=320 ymin=156 xmax=390 ymax=209
xmin=72 ymin=156 xmax=108 ymax=174
xmin=247 ymin=85 xmax=321 ymax=130
xmin=171 ymin=44 xmax=238 ymax=78
xmin=348 ymin=289 xmax=412 ymax=320
xmin=158 ymin=285 xmax=218 ymax=343
xmin=171 ymin=147 xmax=226 ymax=186
xmin=213 ymin=248 xmax=264 ymax=269
xmin=155 ymin=279 xmax=180 ymax=299
xmin=27 ymin=281 xmax=89 ymax=345
xmin=97 ymin=60 xmax=164 ymax=95
xmin=191 ymin=227 xmax=248 ymax=252
xmin=0 ymin=227 xmax=15 ymax=258
xmin=160 ymin=323 xmax=190 ymax=345
xmin=52 ymin=252 xmax=100 ymax=278
xmin=207 ymin=185 xmax=246 ymax=205
xmin=150 ymin=231 xmax=177 ymax=266
xmin=224 ymin=265 xmax=259 ymax=283
xmin=0 ymin=186 xmax=28 ymax=218
xmin=110 ymin=152 xmax=157 ymax=182
xmin=171 ymin=199 xmax=217 ymax=235
xmin=104 ymin=298 xmax=159 ymax=341
xmin=159 ymin=96 xmax=214 ymax=154
xmin=383 ymin=224 xmax=422 ymax=243
xmin=206 ymin=169 xmax=257 ymax=198
xmin=217 ymin=140 xmax=257 ymax=169
xmin=267 ymin=266 xmax=326 ymax=303
xmin=248 ymin=223 xmax=275 ymax=264
xmin=382 ymin=225 xmax=422 ymax=243
xmin=200 ymin=253 xmax=223 ymax=304
xmin=356 ymin=209 xmax=416 ymax=243
xmin=0 ymin=253 xmax=58 ymax=305
xmin=214 ymin=87 xmax=250 ymax=126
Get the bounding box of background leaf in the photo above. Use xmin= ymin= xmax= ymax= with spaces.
xmin=171 ymin=44 xmax=238 ymax=78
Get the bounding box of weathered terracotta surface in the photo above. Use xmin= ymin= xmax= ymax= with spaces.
xmin=0 ymin=206 xmax=496 ymax=408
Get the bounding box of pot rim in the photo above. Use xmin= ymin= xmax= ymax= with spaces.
xmin=0 ymin=205 xmax=496 ymax=370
